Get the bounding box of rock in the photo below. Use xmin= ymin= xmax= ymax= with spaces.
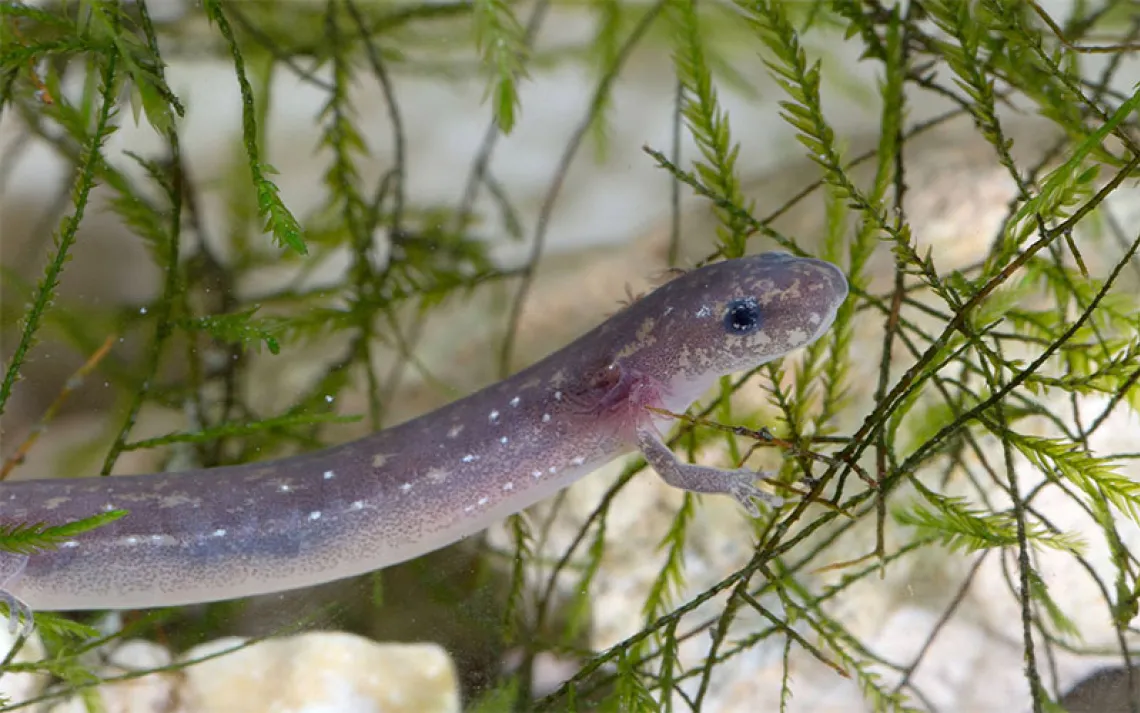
xmin=178 ymin=634 xmax=459 ymax=713
xmin=30 ymin=633 xmax=458 ymax=713
xmin=1060 ymin=666 xmax=1140 ymax=713
xmin=0 ymin=625 xmax=48 ymax=708
xmin=46 ymin=640 xmax=176 ymax=713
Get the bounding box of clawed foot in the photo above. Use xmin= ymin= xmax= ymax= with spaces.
xmin=720 ymin=468 xmax=783 ymax=517
xmin=637 ymin=428 xmax=785 ymax=518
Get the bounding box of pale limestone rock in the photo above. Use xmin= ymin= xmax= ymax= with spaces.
xmin=866 ymin=606 xmax=1005 ymax=711
xmin=7 ymin=634 xmax=459 ymax=713
xmin=0 ymin=626 xmax=48 ymax=708
xmin=45 ymin=639 xmax=176 ymax=713
xmin=178 ymin=634 xmax=459 ymax=713
xmin=701 ymin=637 xmax=862 ymax=713
xmin=970 ymin=397 xmax=1140 ymax=652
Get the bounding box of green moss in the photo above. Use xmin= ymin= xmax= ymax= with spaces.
xmin=2 ymin=1 xmax=1139 ymax=712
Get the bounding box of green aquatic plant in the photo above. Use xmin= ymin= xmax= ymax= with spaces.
xmin=2 ymin=1 xmax=1139 ymax=712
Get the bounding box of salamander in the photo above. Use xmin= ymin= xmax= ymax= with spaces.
xmin=0 ymin=252 xmax=848 ymax=632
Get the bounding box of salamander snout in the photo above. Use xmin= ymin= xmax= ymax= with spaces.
xmin=611 ymin=252 xmax=850 ymax=404
xmin=705 ymin=252 xmax=849 ymax=366
xmin=795 ymin=255 xmax=849 ymax=310
xmin=751 ymin=253 xmax=849 ymax=341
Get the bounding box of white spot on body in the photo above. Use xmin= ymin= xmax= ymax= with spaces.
xmin=448 ymin=424 xmax=464 ymax=439
xmin=554 ymin=391 xmax=563 ymax=401
xmin=351 ymin=500 xmax=364 ymax=510
xmin=279 ymin=484 xmax=292 ymax=493
xmin=509 ymin=397 xmax=521 ymax=407
xmin=542 ymin=413 xmax=551 ymax=423
xmin=372 ymin=454 xmax=389 ymax=468
xmin=548 ymin=466 xmax=557 ymax=474
xmin=571 ymin=456 xmax=586 ymax=466
xmin=696 ymin=305 xmax=711 ymax=318
xmin=309 ymin=511 xmax=322 ymax=521
xmin=213 ymin=529 xmax=227 ymax=538
xmin=61 ymin=540 xmax=79 ymax=549
xmin=532 ymin=470 xmax=543 ymax=479
xmin=463 ymin=454 xmax=477 ymax=463
xmin=477 ymin=497 xmax=489 ymax=506
xmin=323 ymin=470 xmax=336 ymax=480
xmin=489 ymin=410 xmax=500 ymax=423
xmin=808 ymin=312 xmax=822 ymax=325
xmin=500 ymin=436 xmax=509 ymax=444
xmin=425 ymin=468 xmax=450 ymax=483
xmin=503 ymin=482 xmax=514 ymax=491
xmin=401 ymin=482 xmax=413 ymax=492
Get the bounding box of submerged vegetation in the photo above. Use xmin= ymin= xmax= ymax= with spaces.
xmin=2 ymin=0 xmax=1140 ymax=711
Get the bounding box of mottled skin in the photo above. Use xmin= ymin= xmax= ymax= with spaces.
xmin=0 ymin=253 xmax=847 ymax=630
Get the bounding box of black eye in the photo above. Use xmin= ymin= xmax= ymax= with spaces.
xmin=724 ymin=298 xmax=762 ymax=335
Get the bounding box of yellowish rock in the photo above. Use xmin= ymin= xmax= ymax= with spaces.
xmin=45 ymin=639 xmax=177 ymax=713
xmin=0 ymin=626 xmax=49 ymax=708
xmin=178 ymin=634 xmax=459 ymax=713
xmin=26 ymin=634 xmax=457 ymax=713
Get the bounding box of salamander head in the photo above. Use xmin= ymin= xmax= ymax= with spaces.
xmin=622 ymin=252 xmax=849 ymax=404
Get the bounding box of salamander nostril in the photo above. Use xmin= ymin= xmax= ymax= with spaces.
xmin=724 ymin=297 xmax=762 ymax=335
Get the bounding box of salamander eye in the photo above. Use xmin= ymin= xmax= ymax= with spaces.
xmin=724 ymin=298 xmax=762 ymax=335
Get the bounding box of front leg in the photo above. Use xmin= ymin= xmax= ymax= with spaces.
xmin=636 ymin=427 xmax=782 ymax=517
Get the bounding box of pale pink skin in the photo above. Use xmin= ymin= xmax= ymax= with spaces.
xmin=0 ymin=253 xmax=847 ymax=631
